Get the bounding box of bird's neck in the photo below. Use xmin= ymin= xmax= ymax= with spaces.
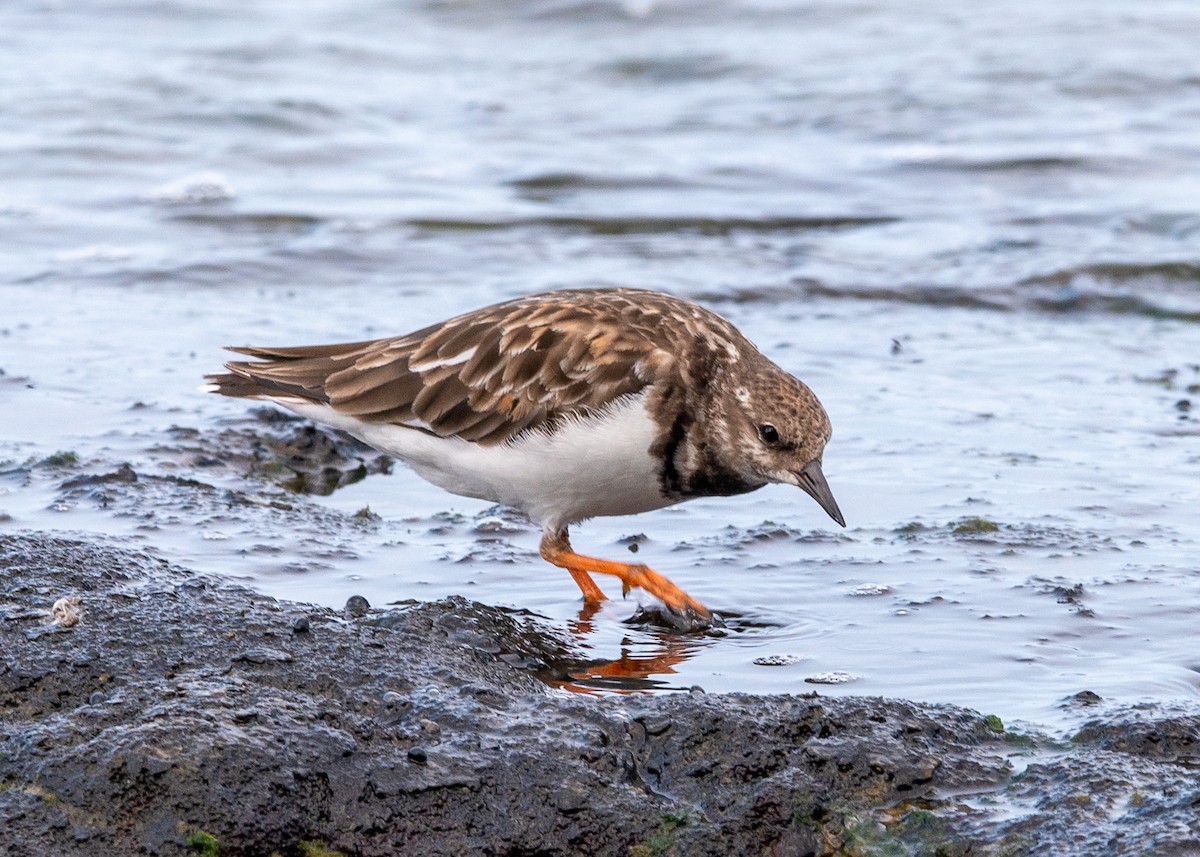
xmin=648 ymin=368 xmax=764 ymax=501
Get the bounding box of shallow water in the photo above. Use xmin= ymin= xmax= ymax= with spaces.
xmin=2 ymin=0 xmax=1199 ymax=730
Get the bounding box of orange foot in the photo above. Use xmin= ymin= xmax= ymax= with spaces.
xmin=539 ymin=529 xmax=712 ymax=626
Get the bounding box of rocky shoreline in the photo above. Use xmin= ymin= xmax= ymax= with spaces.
xmin=3 ymin=531 xmax=1198 ymax=856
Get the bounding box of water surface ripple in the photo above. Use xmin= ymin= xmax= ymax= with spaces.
xmin=2 ymin=0 xmax=1199 ymax=728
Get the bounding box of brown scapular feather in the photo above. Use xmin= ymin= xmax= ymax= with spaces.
xmin=206 ymin=288 xmax=759 ymax=446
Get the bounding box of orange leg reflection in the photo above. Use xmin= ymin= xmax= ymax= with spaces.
xmin=549 ymin=616 xmax=704 ymax=695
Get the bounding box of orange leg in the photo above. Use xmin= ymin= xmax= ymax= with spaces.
xmin=539 ymin=529 xmax=712 ymax=622
xmin=566 ymin=565 xmax=608 ymax=603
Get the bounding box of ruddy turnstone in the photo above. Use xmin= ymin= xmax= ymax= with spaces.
xmin=206 ymin=288 xmax=843 ymax=627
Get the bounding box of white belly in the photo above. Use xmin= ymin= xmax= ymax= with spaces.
xmin=283 ymin=391 xmax=673 ymax=531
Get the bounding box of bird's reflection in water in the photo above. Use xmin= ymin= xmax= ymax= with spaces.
xmin=543 ymin=603 xmax=735 ymax=694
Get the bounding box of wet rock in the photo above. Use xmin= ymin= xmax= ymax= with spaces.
xmin=343 ymin=594 xmax=370 ymax=618
xmin=470 ymin=505 xmax=530 ymax=535
xmin=157 ymin=409 xmax=393 ymax=495
xmin=625 ymin=603 xmax=726 ymax=634
xmin=1 ymin=532 xmax=1198 ymax=857
xmin=806 ymin=670 xmax=860 ymax=684
xmin=61 ymin=463 xmax=138 ymax=487
xmin=232 ymin=645 xmax=293 ymax=665
xmin=753 ymin=653 xmax=808 ymax=666
xmin=1072 ymin=709 xmax=1200 ymax=762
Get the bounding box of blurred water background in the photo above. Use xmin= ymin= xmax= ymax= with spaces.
xmin=2 ymin=0 xmax=1199 ymax=728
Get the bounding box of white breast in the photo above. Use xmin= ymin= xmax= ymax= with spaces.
xmin=281 ymin=391 xmax=673 ymax=532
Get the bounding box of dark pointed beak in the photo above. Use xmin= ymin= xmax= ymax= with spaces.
xmin=794 ymin=460 xmax=845 ymax=527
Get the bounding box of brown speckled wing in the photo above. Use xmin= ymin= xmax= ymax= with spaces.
xmin=212 ymin=289 xmax=707 ymax=446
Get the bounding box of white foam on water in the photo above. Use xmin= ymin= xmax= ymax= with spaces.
xmin=144 ymin=171 xmax=236 ymax=205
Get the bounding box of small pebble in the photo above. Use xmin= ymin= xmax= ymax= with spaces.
xmin=292 ymin=616 xmax=311 ymax=633
xmin=637 ymin=715 xmax=672 ymax=736
xmin=407 ymin=747 xmax=428 ymax=765
xmin=377 ymin=691 xmax=410 ymax=725
xmin=805 ymin=671 xmax=860 ymax=685
xmin=380 ymin=691 xmax=409 ymax=712
xmin=344 ymin=595 xmax=370 ymax=619
xmin=88 ymin=691 xmax=105 ymax=705
xmin=754 ymin=653 xmax=809 ymax=667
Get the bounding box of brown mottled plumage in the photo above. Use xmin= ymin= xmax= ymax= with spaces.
xmin=207 ymin=288 xmax=843 ymax=628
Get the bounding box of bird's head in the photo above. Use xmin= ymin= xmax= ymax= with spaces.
xmin=722 ymin=369 xmax=845 ymax=527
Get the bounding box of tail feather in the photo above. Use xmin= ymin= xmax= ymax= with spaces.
xmin=205 ymin=344 xmax=352 ymax=403
xmin=204 ymin=368 xmax=328 ymax=403
xmin=226 ymin=340 xmax=379 ymax=361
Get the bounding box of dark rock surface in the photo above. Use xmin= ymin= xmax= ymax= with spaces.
xmin=2 ymin=532 xmax=1199 ymax=856
xmin=157 ymin=408 xmax=395 ymax=495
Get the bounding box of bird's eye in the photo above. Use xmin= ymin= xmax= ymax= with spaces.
xmin=759 ymin=424 xmax=780 ymax=445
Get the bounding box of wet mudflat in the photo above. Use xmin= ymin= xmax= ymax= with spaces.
xmin=4 ymin=531 xmax=1200 ymax=857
